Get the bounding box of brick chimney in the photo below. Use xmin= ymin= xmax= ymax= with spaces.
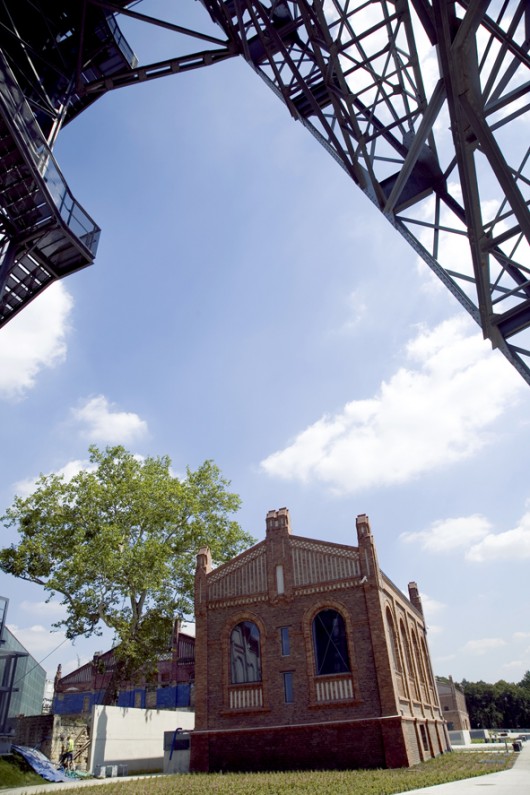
xmin=265 ymin=507 xmax=291 ymax=537
xmin=356 ymin=514 xmax=380 ymax=581
xmin=408 ymin=581 xmax=423 ymax=616
xmin=265 ymin=508 xmax=293 ymax=599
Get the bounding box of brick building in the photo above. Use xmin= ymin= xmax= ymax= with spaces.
xmin=191 ymin=509 xmax=449 ymax=772
xmin=53 ymin=622 xmax=195 ymax=715
xmin=436 ymin=677 xmax=470 ymax=732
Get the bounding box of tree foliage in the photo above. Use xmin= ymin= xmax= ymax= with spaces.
xmin=460 ymin=674 xmax=530 ymax=728
xmin=1 ymin=445 xmax=253 ymax=681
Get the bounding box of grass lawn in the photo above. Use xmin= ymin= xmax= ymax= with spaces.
xmin=1 ymin=751 xmax=513 ymax=794
xmin=0 ymin=755 xmax=48 ymax=788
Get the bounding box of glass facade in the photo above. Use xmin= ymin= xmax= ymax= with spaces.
xmin=1 ymin=626 xmax=46 ymax=718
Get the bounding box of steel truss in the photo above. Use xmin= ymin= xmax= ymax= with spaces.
xmin=1 ymin=1 xmax=530 ymax=386
xmin=199 ymin=0 xmax=530 ymax=384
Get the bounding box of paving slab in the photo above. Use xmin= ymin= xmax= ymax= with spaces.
xmin=393 ymin=742 xmax=530 ymax=795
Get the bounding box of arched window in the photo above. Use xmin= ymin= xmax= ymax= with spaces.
xmin=412 ymin=630 xmax=427 ymax=697
xmin=230 ymin=621 xmax=262 ymax=684
xmin=312 ymin=609 xmax=351 ymax=676
xmin=400 ymin=619 xmax=419 ymax=699
xmin=421 ymin=637 xmax=435 ymax=691
xmin=386 ymin=609 xmax=401 ymax=672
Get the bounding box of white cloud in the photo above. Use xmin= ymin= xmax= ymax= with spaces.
xmin=6 ymin=623 xmax=111 ymax=679
xmin=7 ymin=622 xmax=68 ymax=658
xmin=0 ymin=283 xmax=73 ymax=400
xmin=260 ymin=316 xmax=522 ymax=494
xmin=466 ymin=510 xmax=530 ymax=562
xmin=72 ymin=395 xmax=148 ymax=444
xmin=463 ymin=638 xmax=506 ymax=656
xmin=10 ymin=451 xmax=149 ymax=504
xmin=400 ymin=507 xmax=530 ymax=563
xmin=401 ymin=515 xmax=492 ymax=553
xmin=56 ymin=458 xmax=94 ymax=480
xmin=13 ymin=458 xmax=93 ymax=498
xmin=513 ymin=632 xmax=530 ymax=641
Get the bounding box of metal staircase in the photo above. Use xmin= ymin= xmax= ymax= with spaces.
xmin=0 ymin=0 xmax=139 ymax=325
xmin=198 ymin=1 xmax=530 ymax=384
xmin=0 ymin=51 xmax=100 ymax=324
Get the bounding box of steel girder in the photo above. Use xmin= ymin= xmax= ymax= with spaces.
xmin=194 ymin=0 xmax=530 ymax=383
xmin=2 ymin=1 xmax=530 ymax=388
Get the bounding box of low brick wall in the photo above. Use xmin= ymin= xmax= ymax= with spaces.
xmin=191 ymin=717 xmax=414 ymax=772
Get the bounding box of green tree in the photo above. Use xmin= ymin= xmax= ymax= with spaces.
xmin=461 ymin=678 xmax=530 ymax=729
xmin=1 ymin=445 xmax=253 ymax=690
xmin=461 ymin=681 xmax=503 ymax=728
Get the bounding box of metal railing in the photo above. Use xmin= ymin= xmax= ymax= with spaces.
xmin=0 ymin=52 xmax=100 ymax=255
xmin=102 ymin=14 xmax=138 ymax=69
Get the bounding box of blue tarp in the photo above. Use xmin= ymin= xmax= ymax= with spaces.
xmin=12 ymin=745 xmax=69 ymax=782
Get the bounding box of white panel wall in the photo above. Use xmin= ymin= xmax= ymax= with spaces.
xmin=448 ymin=729 xmax=471 ymax=746
xmin=89 ymin=705 xmax=195 ymax=773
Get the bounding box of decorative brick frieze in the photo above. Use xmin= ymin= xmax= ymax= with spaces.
xmin=293 ymin=578 xmax=361 ymax=597
xmin=292 ymin=544 xmax=360 ymax=586
xmin=208 ymin=595 xmax=269 ymax=610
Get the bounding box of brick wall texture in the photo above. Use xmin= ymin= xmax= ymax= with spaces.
xmin=436 ymin=678 xmax=471 ymax=730
xmin=191 ymin=509 xmax=449 ymax=772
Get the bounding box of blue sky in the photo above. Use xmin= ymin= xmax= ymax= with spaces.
xmin=1 ymin=2 xmax=529 ymax=688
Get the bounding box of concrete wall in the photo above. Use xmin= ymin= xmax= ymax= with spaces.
xmin=448 ymin=729 xmax=471 ymax=746
xmin=89 ymin=705 xmax=194 ymax=774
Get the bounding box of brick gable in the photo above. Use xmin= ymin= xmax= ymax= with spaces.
xmin=191 ymin=509 xmax=449 ymax=771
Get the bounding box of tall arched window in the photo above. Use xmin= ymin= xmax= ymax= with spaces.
xmin=412 ymin=630 xmax=427 ymax=696
xmin=230 ymin=621 xmax=262 ymax=684
xmin=400 ymin=619 xmax=419 ymax=699
xmin=420 ymin=637 xmax=435 ymax=691
xmin=386 ymin=609 xmax=401 ymax=672
xmin=312 ymin=609 xmax=351 ymax=676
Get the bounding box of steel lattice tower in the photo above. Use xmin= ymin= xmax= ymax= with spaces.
xmin=1 ymin=1 xmax=530 ymax=384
